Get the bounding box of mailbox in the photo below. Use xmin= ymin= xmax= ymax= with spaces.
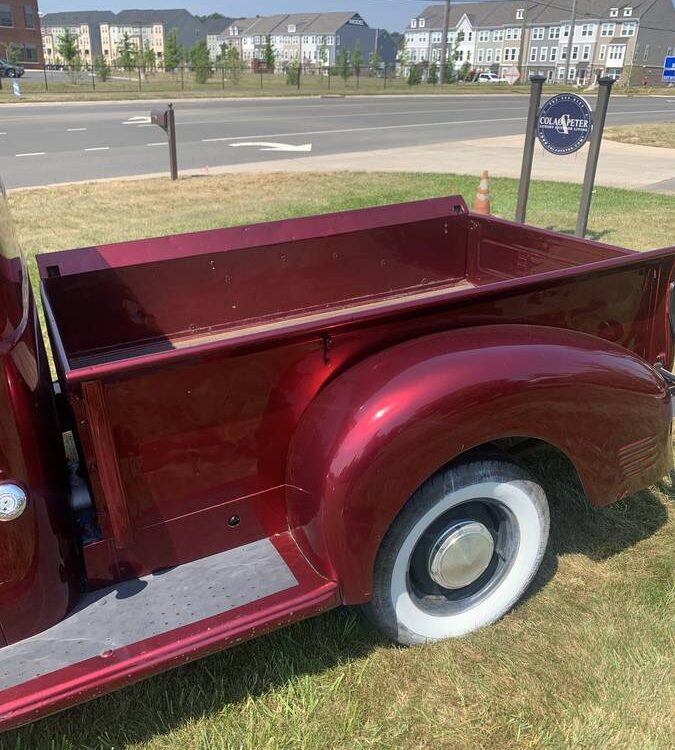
xmin=151 ymin=107 xmax=169 ymax=131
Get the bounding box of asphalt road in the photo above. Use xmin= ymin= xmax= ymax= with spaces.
xmin=0 ymin=94 xmax=673 ymax=188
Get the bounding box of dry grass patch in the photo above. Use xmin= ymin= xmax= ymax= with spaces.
xmin=604 ymin=121 xmax=675 ymax=149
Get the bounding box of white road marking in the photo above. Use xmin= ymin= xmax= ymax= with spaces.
xmin=201 ymin=115 xmax=529 ymax=144
xmin=138 ymin=123 xmax=155 ymax=127
xmin=84 ymin=146 xmax=110 ymax=151
xmin=0 ymin=132 xmax=6 ymax=135
xmin=15 ymin=152 xmax=45 ymax=157
xmin=147 ymin=142 xmax=167 ymax=146
xmin=230 ymin=141 xmax=312 ymax=152
xmin=67 ymin=127 xmax=87 ymax=132
xmin=124 ymin=116 xmax=151 ymax=125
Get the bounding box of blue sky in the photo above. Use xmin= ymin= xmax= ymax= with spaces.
xmin=39 ymin=1 xmax=446 ymax=33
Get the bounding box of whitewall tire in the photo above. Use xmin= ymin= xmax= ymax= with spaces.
xmin=364 ymin=458 xmax=550 ymax=645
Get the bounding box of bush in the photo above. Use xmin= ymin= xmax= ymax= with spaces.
xmin=408 ymin=64 xmax=423 ymax=86
xmin=94 ymin=55 xmax=111 ymax=82
xmin=286 ymin=60 xmax=300 ymax=86
xmin=427 ymin=62 xmax=438 ymax=85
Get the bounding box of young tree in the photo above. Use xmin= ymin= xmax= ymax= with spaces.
xmin=352 ymin=40 xmax=362 ymax=75
xmin=318 ymin=35 xmax=328 ymax=67
xmin=117 ymin=32 xmax=137 ymax=72
xmin=371 ymin=47 xmax=382 ymax=71
xmin=190 ymin=40 xmax=212 ymax=84
xmin=286 ymin=59 xmax=300 ymax=86
xmin=164 ymin=28 xmax=182 ymax=72
xmin=263 ymin=34 xmax=276 ymax=72
xmin=397 ymin=34 xmax=409 ymax=70
xmin=427 ymin=61 xmax=438 ymax=84
xmin=407 ymin=63 xmax=422 ymax=86
xmin=6 ymin=44 xmax=20 ymax=64
xmin=143 ymin=41 xmax=156 ymax=72
xmin=94 ymin=54 xmax=111 ymax=81
xmin=225 ymin=45 xmax=241 ymax=79
xmin=336 ymin=48 xmax=351 ymax=82
xmin=57 ymin=27 xmax=79 ymax=67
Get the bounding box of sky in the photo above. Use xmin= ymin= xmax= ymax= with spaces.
xmin=38 ymin=1 xmax=452 ymax=34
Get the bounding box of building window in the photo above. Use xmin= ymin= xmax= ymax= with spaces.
xmin=478 ymin=30 xmax=490 ymax=42
xmin=558 ymin=66 xmax=565 ymax=79
xmin=620 ymin=22 xmax=636 ymax=36
xmin=601 ymin=23 xmax=615 ymax=36
xmin=0 ymin=4 xmax=12 ymax=27
xmin=287 ymin=24 xmax=296 ymax=33
xmin=486 ymin=48 xmax=493 ymax=62
xmin=623 ymin=7 xmax=632 ymax=16
xmin=493 ymin=29 xmax=503 ymax=41
xmin=550 ymin=47 xmax=558 ymax=61
xmin=516 ymin=9 xmax=524 ymax=20
xmin=24 ymin=5 xmax=34 ymax=29
xmin=410 ymin=19 xmax=417 ymax=29
xmin=582 ymin=45 xmax=590 ymax=61
xmin=580 ymin=24 xmax=594 ymax=37
xmin=495 ymin=48 xmax=502 ymax=62
xmin=529 ymin=47 xmax=537 ymax=62
xmin=540 ymin=46 xmax=548 ymax=62
xmin=610 ymin=8 xmax=618 ymax=17
xmin=419 ymin=18 xmax=425 ymax=28
xmin=532 ymin=27 xmax=544 ymax=40
xmin=431 ymin=31 xmax=441 ymax=43
xmin=568 ymin=67 xmax=576 ymax=80
xmin=505 ymin=27 xmax=520 ymax=40
xmin=608 ymin=44 xmax=625 ymax=61
xmin=549 ymin=26 xmax=560 ymax=39
xmin=571 ymin=45 xmax=579 ymax=60
xmin=562 ymin=24 xmax=570 ymax=38
xmin=599 ymin=44 xmax=606 ymax=61
xmin=477 ymin=48 xmax=484 ymax=62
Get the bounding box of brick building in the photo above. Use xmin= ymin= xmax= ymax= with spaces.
xmin=0 ymin=2 xmax=43 ymax=67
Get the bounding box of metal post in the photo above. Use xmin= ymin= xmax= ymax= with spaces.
xmin=563 ymin=0 xmax=577 ymax=85
xmin=383 ymin=63 xmax=387 ymax=89
xmin=297 ymin=62 xmax=301 ymax=90
xmin=138 ymin=65 xmax=141 ymax=91
xmin=518 ymin=1 xmax=530 ymax=83
xmin=43 ymin=65 xmax=48 ymax=91
xmin=180 ymin=64 xmax=184 ymax=91
xmin=575 ymin=76 xmax=614 ymax=237
xmin=260 ymin=68 xmax=263 ymax=89
xmin=515 ymin=74 xmax=546 ymax=224
xmin=167 ymin=103 xmax=178 ymax=181
xmin=222 ymin=64 xmax=225 ymax=90
xmin=439 ymin=0 xmax=451 ymax=85
xmin=91 ymin=66 xmax=96 ymax=90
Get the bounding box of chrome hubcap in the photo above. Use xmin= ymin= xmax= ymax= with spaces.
xmin=427 ymin=521 xmax=495 ymax=589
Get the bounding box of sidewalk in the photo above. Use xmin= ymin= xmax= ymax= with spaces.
xmin=191 ymin=135 xmax=675 ymax=193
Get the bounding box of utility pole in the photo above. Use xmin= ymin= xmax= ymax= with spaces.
xmin=563 ymin=0 xmax=578 ymax=85
xmin=518 ymin=1 xmax=530 ymax=82
xmin=439 ymin=0 xmax=451 ymax=85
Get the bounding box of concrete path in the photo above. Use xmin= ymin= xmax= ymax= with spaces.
xmin=167 ymin=134 xmax=674 ymax=194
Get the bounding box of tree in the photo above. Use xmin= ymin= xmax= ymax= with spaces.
xmin=397 ymin=34 xmax=409 ymax=69
xmin=190 ymin=40 xmax=212 ymax=84
xmin=352 ymin=40 xmax=362 ymax=75
xmin=117 ymin=32 xmax=137 ymax=72
xmin=371 ymin=47 xmax=382 ymax=71
xmin=286 ymin=59 xmax=300 ymax=86
xmin=57 ymin=27 xmax=79 ymax=67
xmin=263 ymin=34 xmax=276 ymax=72
xmin=143 ymin=41 xmax=156 ymax=72
xmin=164 ymin=28 xmax=182 ymax=72
xmin=427 ymin=61 xmax=438 ymax=84
xmin=94 ymin=54 xmax=111 ymax=81
xmin=6 ymin=44 xmax=20 ymax=64
xmin=318 ymin=35 xmax=328 ymax=67
xmin=336 ymin=48 xmax=351 ymax=81
xmin=408 ymin=63 xmax=422 ymax=86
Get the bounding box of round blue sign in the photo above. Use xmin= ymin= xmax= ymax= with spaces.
xmin=537 ymin=94 xmax=593 ymax=155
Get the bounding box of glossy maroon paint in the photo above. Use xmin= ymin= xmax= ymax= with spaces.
xmin=0 ymin=256 xmax=76 ymax=646
xmin=0 ymin=195 xmax=669 ymax=730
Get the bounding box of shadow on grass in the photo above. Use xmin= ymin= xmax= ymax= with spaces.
xmin=3 ymin=446 xmax=669 ymax=750
xmin=544 ymin=225 xmax=614 ymax=244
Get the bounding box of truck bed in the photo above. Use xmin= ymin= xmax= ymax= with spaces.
xmin=37 ymin=196 xmax=673 ymax=588
xmin=39 ymin=196 xmax=631 ymax=378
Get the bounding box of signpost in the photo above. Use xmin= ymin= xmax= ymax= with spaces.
xmin=663 ymin=55 xmax=675 ymax=84
xmin=515 ymin=77 xmax=614 ymax=235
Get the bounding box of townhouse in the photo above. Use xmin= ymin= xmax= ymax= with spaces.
xmin=41 ymin=8 xmax=206 ymax=68
xmin=0 ymin=2 xmax=43 ymax=66
xmin=205 ymin=17 xmax=255 ymax=61
xmin=406 ymin=1 xmax=675 ymax=85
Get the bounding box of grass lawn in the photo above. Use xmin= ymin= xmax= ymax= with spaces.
xmin=2 ymin=173 xmax=674 ymax=750
xmin=604 ymin=122 xmax=675 ymax=149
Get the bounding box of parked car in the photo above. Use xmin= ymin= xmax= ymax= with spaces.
xmin=477 ymin=72 xmax=507 ymax=83
xmin=0 ymin=59 xmax=24 ymax=78
xmin=0 ymin=186 xmax=674 ymax=730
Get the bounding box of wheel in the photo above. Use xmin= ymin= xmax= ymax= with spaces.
xmin=364 ymin=458 xmax=549 ymax=645
xmin=6 ymin=70 xmax=15 ymax=78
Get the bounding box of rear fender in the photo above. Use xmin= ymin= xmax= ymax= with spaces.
xmin=286 ymin=325 xmax=671 ymax=603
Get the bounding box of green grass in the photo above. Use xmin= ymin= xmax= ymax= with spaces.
xmin=2 ymin=172 xmax=674 ymax=749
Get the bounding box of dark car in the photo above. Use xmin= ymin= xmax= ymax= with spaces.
xmin=0 ymin=59 xmax=25 ymax=78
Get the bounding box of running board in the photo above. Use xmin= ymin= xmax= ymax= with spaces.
xmin=0 ymin=533 xmax=339 ymax=732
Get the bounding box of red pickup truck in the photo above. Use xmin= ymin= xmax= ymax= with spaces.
xmin=0 ymin=187 xmax=672 ymax=730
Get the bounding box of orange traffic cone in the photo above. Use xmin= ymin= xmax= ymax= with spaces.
xmin=472 ymin=170 xmax=491 ymax=215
